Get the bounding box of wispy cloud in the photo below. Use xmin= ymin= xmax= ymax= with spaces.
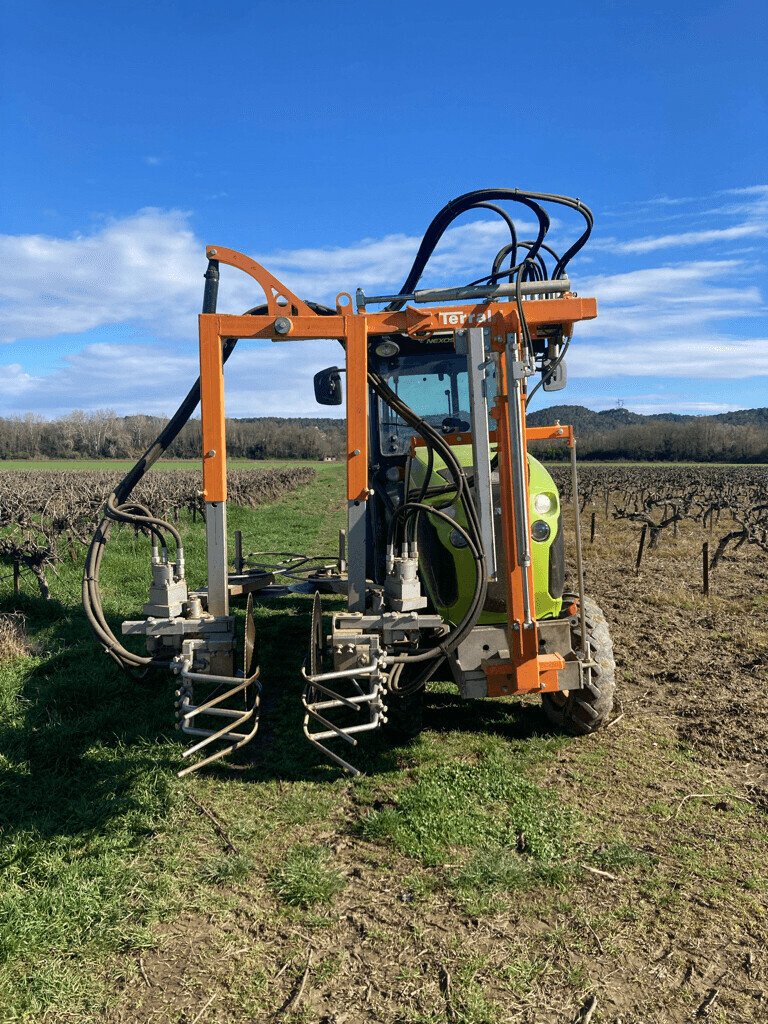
xmin=0 ymin=212 xmax=539 ymax=343
xmin=1 ymin=187 xmax=766 ymax=417
xmin=0 ymin=339 xmax=343 ymax=418
xmin=596 ymin=183 xmax=768 ymax=253
xmin=610 ymin=222 xmax=768 ymax=254
xmin=570 ymin=336 xmax=768 ymax=379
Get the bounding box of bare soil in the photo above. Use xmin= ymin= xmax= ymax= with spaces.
xmin=102 ymin=515 xmax=768 ymax=1024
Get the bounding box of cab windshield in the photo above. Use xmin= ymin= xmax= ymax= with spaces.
xmin=379 ymin=354 xmax=471 ymax=455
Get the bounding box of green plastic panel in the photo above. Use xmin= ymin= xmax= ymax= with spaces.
xmin=409 ymin=443 xmax=563 ymax=626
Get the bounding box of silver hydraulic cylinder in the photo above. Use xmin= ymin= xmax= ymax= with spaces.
xmin=465 ymin=327 xmax=497 ymax=581
xmin=504 ymin=335 xmax=535 ymax=626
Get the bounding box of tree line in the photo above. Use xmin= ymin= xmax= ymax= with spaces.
xmin=1 ymin=408 xmax=766 ymax=463
xmin=0 ymin=412 xmax=346 ymax=462
xmin=531 ymin=418 xmax=768 ymax=463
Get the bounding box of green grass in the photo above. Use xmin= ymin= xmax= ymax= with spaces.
xmin=0 ymin=462 xmax=588 ymax=1020
xmin=268 ymin=844 xmax=346 ymax=908
xmin=357 ymin=736 xmax=572 ymax=866
xmin=0 ymin=464 xmax=348 ymax=1019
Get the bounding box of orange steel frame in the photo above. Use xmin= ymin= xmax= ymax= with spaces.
xmin=197 ymin=245 xmax=596 ymax=697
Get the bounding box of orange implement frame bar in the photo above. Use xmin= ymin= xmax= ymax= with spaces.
xmin=199 ymin=315 xmax=228 ymax=504
xmin=345 ymin=316 xmax=369 ymax=502
xmin=527 ymin=423 xmax=574 ymax=446
xmin=195 ymin=246 xmax=596 ymax=696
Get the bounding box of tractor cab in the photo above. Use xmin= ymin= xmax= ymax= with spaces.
xmin=365 ymin=342 xmax=565 ymax=626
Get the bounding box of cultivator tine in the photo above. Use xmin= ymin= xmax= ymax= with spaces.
xmin=175 ymin=666 xmax=261 ymax=777
xmin=301 ymin=592 xmax=386 ymax=775
xmin=174 ymin=593 xmax=262 ymax=777
xmin=301 ymin=671 xmax=386 ymax=775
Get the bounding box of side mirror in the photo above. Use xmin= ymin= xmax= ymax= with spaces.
xmin=314 ymin=366 xmax=343 ymax=406
xmin=542 ymin=339 xmax=567 ymax=392
xmin=542 ymin=359 xmax=567 ymax=391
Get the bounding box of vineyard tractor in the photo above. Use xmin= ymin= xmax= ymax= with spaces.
xmin=84 ymin=188 xmax=617 ymax=776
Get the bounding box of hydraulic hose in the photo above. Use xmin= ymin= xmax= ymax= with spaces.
xmin=368 ymin=371 xmax=488 ymax=664
xmin=372 ymin=188 xmax=594 ymax=667
xmin=83 ymin=268 xmax=335 ymax=674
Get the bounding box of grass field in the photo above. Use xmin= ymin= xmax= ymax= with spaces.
xmin=1 ymin=463 xmax=766 ymax=1023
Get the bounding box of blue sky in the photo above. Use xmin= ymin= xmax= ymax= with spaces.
xmin=1 ymin=0 xmax=766 ymax=419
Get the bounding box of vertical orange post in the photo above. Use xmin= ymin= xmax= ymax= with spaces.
xmin=489 ymin=326 xmax=540 ymax=693
xmin=198 ymin=314 xmax=228 ymax=503
xmin=345 ymin=315 xmax=368 ymax=502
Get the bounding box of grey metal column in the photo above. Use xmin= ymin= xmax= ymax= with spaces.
xmin=504 ymin=335 xmax=534 ymax=626
xmin=205 ymin=501 xmax=229 ymax=617
xmin=347 ymin=499 xmax=367 ymax=612
xmin=466 ymin=327 xmax=497 ymax=580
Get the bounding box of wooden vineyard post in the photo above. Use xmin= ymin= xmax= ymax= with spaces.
xmin=13 ymin=559 xmax=20 ymax=597
xmin=635 ymin=525 xmax=647 ymax=572
xmin=703 ymin=541 xmax=710 ymax=597
xmin=590 ymin=512 xmax=596 ymax=544
xmin=234 ymin=530 xmax=244 ymax=574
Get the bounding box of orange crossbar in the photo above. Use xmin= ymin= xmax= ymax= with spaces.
xmin=527 ymin=423 xmax=574 ymax=447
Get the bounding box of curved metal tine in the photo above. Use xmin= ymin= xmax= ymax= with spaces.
xmin=177 ymin=709 xmax=261 ymax=777
xmin=303 ymin=708 xmax=382 ymax=733
xmin=179 ymin=671 xmax=260 ymax=721
xmin=304 ymin=707 xmax=358 ymax=746
xmin=301 ymin=678 xmax=361 ymax=711
xmin=181 ymin=704 xmax=256 ymax=758
xmin=301 ymin=663 xmax=378 ymax=685
xmin=304 ymin=736 xmax=362 ymax=776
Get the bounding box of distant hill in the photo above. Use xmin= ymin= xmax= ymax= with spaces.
xmin=528 ymin=404 xmax=768 ymax=433
xmin=526 ymin=405 xmax=768 ymax=462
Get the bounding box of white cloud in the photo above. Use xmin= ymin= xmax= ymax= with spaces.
xmin=569 ymin=336 xmax=768 ymax=379
xmin=0 ymin=339 xmax=344 ymax=419
xmin=0 ymin=210 xmax=209 ymax=342
xmin=574 ymin=260 xmax=766 ymax=347
xmin=0 ymin=210 xmax=538 ymax=344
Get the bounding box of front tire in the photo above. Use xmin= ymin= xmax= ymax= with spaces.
xmin=542 ymin=597 xmax=616 ymax=735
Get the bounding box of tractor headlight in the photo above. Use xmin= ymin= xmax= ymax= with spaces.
xmin=449 ymin=528 xmax=468 ymax=549
xmin=375 ymin=339 xmax=400 ymax=358
xmin=531 ymin=519 xmax=551 ymax=542
xmin=533 ymin=492 xmax=552 ymax=514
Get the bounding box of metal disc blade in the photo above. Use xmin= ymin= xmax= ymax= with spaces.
xmin=244 ymin=592 xmax=258 ymax=678
xmin=310 ymin=590 xmax=324 ymax=677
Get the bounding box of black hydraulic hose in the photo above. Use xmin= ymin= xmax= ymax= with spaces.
xmin=474 ymin=240 xmax=563 ymax=287
xmin=83 ymin=258 xmax=337 ymax=674
xmin=368 ymin=371 xmax=488 ymax=661
xmin=386 ymin=189 xmax=551 ymax=311
xmin=385 ymin=504 xmax=485 ymax=664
